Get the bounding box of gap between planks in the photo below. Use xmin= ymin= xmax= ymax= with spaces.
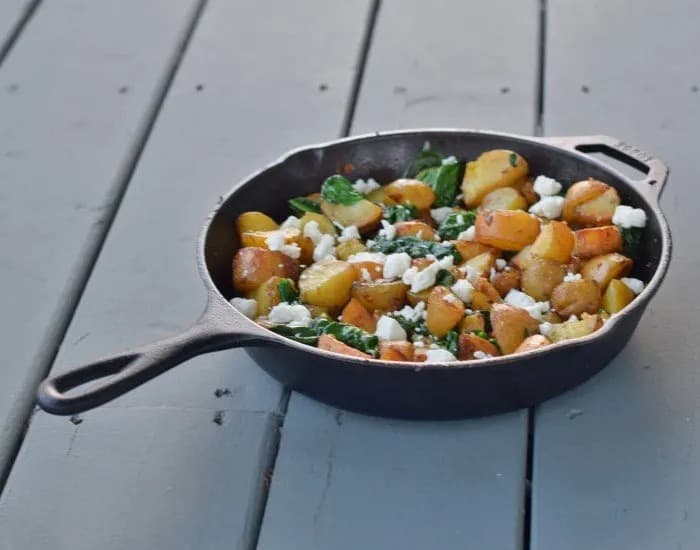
xmin=0 ymin=0 xmax=42 ymax=68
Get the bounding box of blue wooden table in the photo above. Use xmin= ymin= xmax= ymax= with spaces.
xmin=0 ymin=1 xmax=696 ymax=548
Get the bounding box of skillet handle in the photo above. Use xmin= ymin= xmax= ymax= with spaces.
xmin=539 ymin=135 xmax=669 ymax=199
xmin=37 ymin=302 xmax=269 ymax=415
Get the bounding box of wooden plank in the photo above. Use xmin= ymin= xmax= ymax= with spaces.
xmin=532 ymin=1 xmax=700 ymax=549
xmin=0 ymin=0 xmax=371 ymax=547
xmin=258 ymin=1 xmax=539 ymax=548
xmin=0 ymin=0 xmax=202 ymax=470
xmin=0 ymin=0 xmax=34 ymax=59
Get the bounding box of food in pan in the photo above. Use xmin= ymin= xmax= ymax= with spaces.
xmin=231 ymin=145 xmax=648 ymax=363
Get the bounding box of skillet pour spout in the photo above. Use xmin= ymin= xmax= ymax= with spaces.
xmin=36 ymin=130 xmax=672 ymax=419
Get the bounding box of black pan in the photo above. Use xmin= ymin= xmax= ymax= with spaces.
xmin=36 ymin=130 xmax=672 ymax=419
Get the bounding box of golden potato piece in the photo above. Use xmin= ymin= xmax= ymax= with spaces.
xmin=299 ymin=212 xmax=337 ymax=236
xmin=236 ymin=211 xmax=279 ymax=236
xmin=384 ymin=179 xmax=436 ymax=210
xmin=581 ymin=253 xmax=633 ymax=290
xmin=459 ymin=311 xmax=486 ymax=333
xmin=366 ymin=186 xmax=396 ymax=206
xmin=394 ymin=220 xmax=437 ymax=241
xmin=351 ymin=261 xmax=384 ymax=281
xmin=490 ymin=303 xmax=540 ymax=354
xmin=240 ymin=228 xmax=314 ymax=265
xmin=572 ymin=226 xmax=622 ymax=258
xmin=426 ymin=286 xmax=465 ymax=338
xmin=299 ymin=259 xmax=358 ymax=308
xmin=514 ymin=177 xmax=538 ymax=205
xmin=480 ymin=187 xmax=528 ymax=211
xmin=521 ymin=258 xmax=566 ymax=301
xmin=318 ymin=334 xmax=372 ymax=359
xmin=379 ymin=341 xmax=415 ymax=362
xmin=548 ymin=314 xmax=603 ymax=343
xmin=463 ymin=251 xmax=498 ymax=278
xmin=563 ymin=179 xmax=621 ymax=227
xmin=335 ymin=238 xmax=367 ymax=260
xmin=512 ymin=245 xmax=536 ymax=270
xmin=475 ymin=210 xmax=540 ymax=251
xmin=250 ymin=276 xmax=292 ymax=316
xmin=491 ymin=268 xmax=522 ymax=298
xmin=452 ymin=241 xmax=498 ymax=261
xmin=602 ymin=279 xmax=636 ymax=313
xmin=458 ymin=333 xmax=500 ymax=360
xmin=550 ymin=279 xmax=601 ymax=317
xmin=233 ymin=247 xmax=299 ymax=293
xmin=462 ymin=150 xmax=529 ymax=207
xmin=470 ymin=278 xmax=502 ymax=310
xmin=341 ymin=297 xmax=377 ymax=332
xmin=320 ymin=199 xmax=382 ymax=234
xmin=351 ymin=279 xmax=408 ymax=313
xmin=406 ymin=289 xmax=431 ymax=307
xmin=530 ymin=220 xmax=575 ymax=263
xmin=515 ymin=334 xmax=552 ymax=353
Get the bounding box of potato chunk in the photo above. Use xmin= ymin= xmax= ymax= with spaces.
xmin=602 ymin=279 xmax=636 ymax=313
xmin=452 ymin=241 xmax=498 ymax=261
xmin=475 ymin=210 xmax=540 ymax=251
xmin=530 ymin=220 xmax=575 ymax=263
xmin=335 ymin=238 xmax=367 ymax=260
xmin=299 ymin=259 xmax=358 ymax=308
xmin=236 ymin=211 xmax=279 ymax=235
xmin=426 ymin=286 xmax=465 ymax=338
xmin=520 ymin=258 xmax=566 ymax=301
xmin=458 ymin=333 xmax=500 ymax=360
xmin=250 ymin=276 xmax=291 ymax=316
xmin=233 ymin=247 xmax=299 ymax=293
xmin=299 ymin=212 xmax=337 ymax=236
xmin=490 ymin=303 xmax=540 ymax=354
xmin=550 ymin=279 xmax=601 ymax=317
xmin=563 ymin=179 xmax=620 ymax=227
xmin=581 ymin=253 xmax=633 ymax=290
xmin=384 ymin=179 xmax=436 ymax=210
xmin=572 ymin=226 xmax=622 ymax=258
xmin=491 ymin=269 xmax=521 ymax=297
xmin=463 ymin=251 xmax=498 ymax=278
xmin=514 ymin=334 xmax=552 ymax=353
xmin=341 ymin=297 xmax=377 ymax=332
xmin=462 ymin=150 xmax=529 ymax=207
xmin=480 ymin=187 xmax=528 ymax=211
xmin=548 ymin=314 xmax=602 ymax=343
xmin=351 ymin=280 xmax=408 ymax=313
xmin=318 ymin=334 xmax=372 ymax=359
xmin=320 ymin=199 xmax=382 ymax=234
xmin=394 ymin=220 xmax=437 ymax=241
xmin=379 ymin=341 xmax=415 ymax=362
xmin=459 ymin=311 xmax=486 ymax=333
xmin=470 ymin=278 xmax=502 ymax=310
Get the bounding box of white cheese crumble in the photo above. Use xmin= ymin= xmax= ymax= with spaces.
xmin=337 ymin=225 xmax=360 ymax=243
xmin=529 ymin=196 xmax=564 ymax=219
xmin=430 ymin=207 xmax=453 ymax=224
xmin=280 ymin=216 xmax=301 ymax=229
xmin=265 ymin=231 xmax=301 ymax=259
xmin=533 ymin=175 xmax=563 ymax=196
xmin=444 ymin=292 xmax=461 ymax=304
xmin=268 ymin=303 xmax=311 ymax=326
xmin=567 ymin=315 xmax=579 ymax=323
xmin=360 ymin=268 xmax=372 ymax=282
xmin=525 ymin=301 xmax=551 ymax=321
xmin=461 ymin=264 xmax=481 ymax=283
xmin=621 ymin=277 xmax=644 ymax=295
xmin=441 ymin=155 xmax=458 ymax=165
xmin=378 ymin=219 xmax=396 ymax=241
xmin=313 ymin=234 xmax=336 ymax=262
xmin=347 ymin=251 xmax=386 ymax=264
xmin=612 ymin=205 xmax=647 ymax=228
xmin=383 ymin=252 xmax=412 ymax=279
xmin=539 ymin=322 xmax=553 ymax=338
xmin=489 ymin=267 xmax=497 ymax=282
xmin=425 ymin=348 xmax=458 ymax=362
xmin=473 ymin=350 xmax=493 ymax=360
xmin=563 ymin=272 xmax=582 ymax=282
xmin=352 ymin=178 xmax=381 ymax=194
xmin=495 ymin=258 xmax=507 ymax=270
xmin=395 ymin=301 xmax=427 ymax=322
xmin=402 ymin=256 xmax=452 ymax=293
xmin=302 ymin=220 xmax=324 ymax=245
xmin=230 ymin=297 xmax=257 ymax=319
xmin=375 ymin=315 xmax=407 ymax=341
xmin=504 ymin=289 xmax=550 ymax=320
xmin=451 ymin=279 xmax=474 ymax=303
xmin=413 ymin=341 xmax=425 ymax=348
xmin=458 ymin=225 xmax=476 ymax=241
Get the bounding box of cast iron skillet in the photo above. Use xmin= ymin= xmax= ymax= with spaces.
xmin=36 ymin=130 xmax=672 ymax=419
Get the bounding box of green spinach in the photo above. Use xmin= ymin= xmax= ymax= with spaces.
xmin=509 ymin=152 xmax=518 ymax=167
xmin=416 ymin=161 xmax=460 ymax=207
xmin=270 ymin=317 xmax=378 ymax=356
xmin=321 ymin=175 xmax=363 ymax=205
xmin=620 ymin=226 xmax=643 ymax=256
xmin=440 ymin=330 xmax=459 ymax=356
xmin=438 ymin=210 xmax=477 ymax=240
xmin=277 ymin=278 xmax=299 ymax=303
xmin=288 ymin=196 xmax=321 ymax=215
xmin=435 ymin=269 xmax=456 ymax=287
xmin=383 ymin=204 xmax=417 ymax=223
xmin=405 ymin=147 xmax=444 ymax=178
xmin=370 ymin=236 xmax=462 ymax=262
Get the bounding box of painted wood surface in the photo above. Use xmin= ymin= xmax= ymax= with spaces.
xmin=532 ymin=1 xmax=700 ymax=549
xmin=0 ymin=0 xmax=34 ymax=59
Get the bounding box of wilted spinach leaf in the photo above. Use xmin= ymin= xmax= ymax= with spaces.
xmin=435 ymin=269 xmax=456 ymax=287
xmin=438 ymin=210 xmax=477 ymax=240
xmin=313 ymin=318 xmax=378 ymax=356
xmin=269 ymin=325 xmax=318 ymax=346
xmin=370 ymin=236 xmax=462 ymax=262
xmin=277 ymin=278 xmax=299 ymax=303
xmin=620 ymin=226 xmax=643 ymax=257
xmin=321 ymin=175 xmax=363 ymax=205
xmin=440 ymin=330 xmax=459 ymax=355
xmin=288 ymin=196 xmax=321 ymax=215
xmin=416 ymin=161 xmax=460 ymax=207
xmin=383 ymin=204 xmax=417 ymax=223
xmin=405 ymin=147 xmax=444 ymax=178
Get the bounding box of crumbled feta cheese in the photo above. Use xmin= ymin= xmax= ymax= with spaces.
xmin=495 ymin=258 xmax=507 ymax=270
xmin=402 ymin=256 xmax=453 ymax=293
xmin=567 ymin=315 xmax=579 ymax=323
xmin=430 ymin=207 xmax=453 ymax=224
xmin=473 ymin=350 xmax=493 ymax=360
xmin=303 ymin=220 xmax=324 ymax=245
xmin=489 ymin=267 xmax=497 ymax=282
xmin=313 ymin=234 xmax=336 ymax=262
xmin=396 ymin=301 xmax=427 ymax=322
xmin=280 ymin=216 xmax=301 ymax=229
xmin=268 ymin=303 xmax=312 ymax=326
xmin=360 ymin=268 xmax=372 ymax=282
xmin=425 ymin=348 xmax=458 ymax=362
xmin=539 ymin=322 xmax=553 ymax=338
xmin=564 ymin=272 xmax=582 ymax=282
xmin=437 ymin=255 xmax=454 ymax=269
xmin=529 ymin=196 xmax=564 ymax=219
xmin=441 ymin=155 xmax=458 ymax=165
xmin=366 ymin=239 xmax=375 ymax=248
xmin=383 ymin=252 xmax=412 ymax=279
xmin=444 ymin=292 xmax=461 ymax=304
xmin=458 ymin=225 xmax=476 ymax=241
xmin=533 ymin=175 xmax=562 ymax=196
xmin=612 ymin=205 xmax=647 ymax=228
xmin=525 ymin=301 xmax=550 ymax=321
xmin=505 ymin=289 xmax=549 ymax=320
xmin=352 ymin=178 xmax=381 ymax=194
xmin=451 ymin=279 xmax=474 ymax=303
xmin=378 ymin=219 xmax=396 ymax=240
xmin=265 ymin=231 xmax=301 ymax=259
xmin=413 ymin=341 xmax=425 ymax=348
xmin=347 ymin=252 xmax=386 ymax=264
xmin=461 ymin=264 xmax=481 ymax=283
xmin=230 ymin=297 xmax=257 ymax=318
xmin=337 ymin=225 xmax=360 ymax=243
xmin=621 ymin=277 xmax=644 ymax=295
xmin=375 ymin=315 xmax=407 ymax=341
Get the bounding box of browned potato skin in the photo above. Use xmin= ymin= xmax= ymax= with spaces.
xmin=463 ymin=251 xmax=498 ymax=277
xmin=351 ymin=261 xmax=384 ymax=281
xmin=548 ymin=313 xmax=603 ymax=343
xmin=299 ymin=259 xmax=358 ymax=308
xmin=515 ymin=178 xmax=538 ymax=205
xmin=602 ymin=279 xmax=636 ymax=313
xmin=394 ymin=220 xmax=437 ymax=241
xmin=459 ymin=311 xmax=486 ymax=333
xmin=530 ymin=221 xmax=575 ymax=263
xmin=491 ymin=303 xmax=540 ymax=354
xmin=320 ymin=199 xmax=382 ymax=234
xmin=351 ymin=280 xmax=408 ymax=313
xmin=461 ymin=150 xmax=529 ymax=207
xmin=240 ymin=228 xmax=315 ymax=265
xmin=341 ymin=297 xmax=377 ymax=332
xmin=336 ymin=238 xmax=367 ymax=260
xmin=236 ymin=211 xmax=278 ymax=235
xmin=581 ymin=253 xmax=633 ymax=290
xmin=514 ymin=334 xmax=552 ymax=353
xmin=491 ymin=268 xmax=522 ymax=297
xmin=550 ymin=280 xmax=601 ymax=317
xmin=249 ymin=276 xmax=289 ymax=316
xmin=458 ymin=333 xmax=500 ymax=360
xmin=573 ymin=226 xmax=622 ymax=258
xmin=563 ymin=179 xmax=620 ymax=227
xmin=471 ymin=278 xmax=502 ymax=310
xmin=233 ymin=247 xmax=299 ymax=293
xmin=384 ymin=179 xmax=436 ymax=210
xmin=512 ymin=245 xmax=537 ymax=270
xmin=366 ymin=186 xmax=396 ymax=206
xmin=475 ymin=210 xmax=541 ymax=251
xmin=318 ymin=334 xmax=372 ymax=359
xmin=379 ymin=341 xmax=415 ymax=362
xmin=426 ymin=286 xmax=465 ymax=338
xmin=406 ymin=289 xmax=430 ymax=307
xmin=521 ymin=258 xmax=566 ymax=301
xmin=541 ymin=310 xmax=563 ymax=324
xmin=480 ymin=187 xmax=528 ymax=211
xmin=452 ymin=241 xmax=499 ymax=261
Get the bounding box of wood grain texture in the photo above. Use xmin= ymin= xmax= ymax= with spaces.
xmin=0 ymin=0 xmax=201 ymax=470
xmin=258 ymin=1 xmax=539 ymax=548
xmin=532 ymin=1 xmax=700 ymax=549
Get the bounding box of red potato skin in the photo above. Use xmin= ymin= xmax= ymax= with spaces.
xmin=232 ymin=247 xmax=299 ymax=293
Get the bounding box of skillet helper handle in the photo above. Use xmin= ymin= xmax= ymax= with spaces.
xmin=37 ymin=310 xmax=257 ymax=415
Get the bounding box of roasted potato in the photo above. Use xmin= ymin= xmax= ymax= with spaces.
xmin=458 ymin=333 xmax=500 ymax=360
xmin=463 ymin=251 xmax=498 ymax=278
xmin=511 ymin=245 xmax=536 ymax=270
xmin=514 ymin=334 xmax=552 ymax=353
xmin=490 ymin=303 xmax=540 ymax=354
xmin=520 ymin=258 xmax=566 ymax=301
xmin=474 ymin=210 xmax=540 ymax=251
xmin=480 ymin=187 xmax=528 ymax=211
xmin=470 ymin=278 xmax=502 ymax=310
xmin=351 ymin=261 xmax=384 ymax=281
xmin=491 ymin=268 xmax=522 ymax=297
xmin=581 ymin=253 xmax=633 ymax=290
xmin=426 ymin=286 xmax=465 ymax=337
xmin=318 ymin=334 xmax=372 ymax=358
xmin=462 ymin=150 xmax=529 ymax=207
xmin=341 ymin=297 xmax=377 ymax=332
xmin=540 ymin=310 xmax=563 ymax=324
xmin=572 ymin=226 xmax=622 ymax=258
xmin=530 ymin=220 xmax=575 ymax=263
xmin=384 ymin=179 xmax=436 ymax=210
xmin=233 ymin=247 xmax=299 ymax=293
xmin=452 ymin=241 xmax=498 ymax=261
xmin=562 ymin=179 xmax=620 ymax=227
xmin=335 ymin=238 xmax=367 ymax=260
xmin=351 ymin=279 xmax=408 ymax=313
xmin=550 ymin=280 xmax=601 ymax=317
xmin=250 ymin=276 xmax=291 ymax=316
xmin=379 ymin=341 xmax=415 ymax=362
xmin=548 ymin=313 xmax=602 ymax=343
xmin=602 ymin=279 xmax=636 ymax=313
xmin=299 ymin=259 xmax=358 ymax=308
xmin=394 ymin=220 xmax=438 ymax=241
xmin=406 ymin=289 xmax=431 ymax=307
xmin=320 ymin=199 xmax=382 ymax=234
xmin=514 ymin=177 xmax=538 ymax=205
xmin=366 ymin=186 xmax=396 ymax=206
xmin=240 ymin=228 xmax=315 ymax=264
xmin=299 ymin=212 xmax=337 ymax=236
xmin=459 ymin=311 xmax=486 ymax=333
xmin=236 ymin=211 xmax=279 ymax=235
